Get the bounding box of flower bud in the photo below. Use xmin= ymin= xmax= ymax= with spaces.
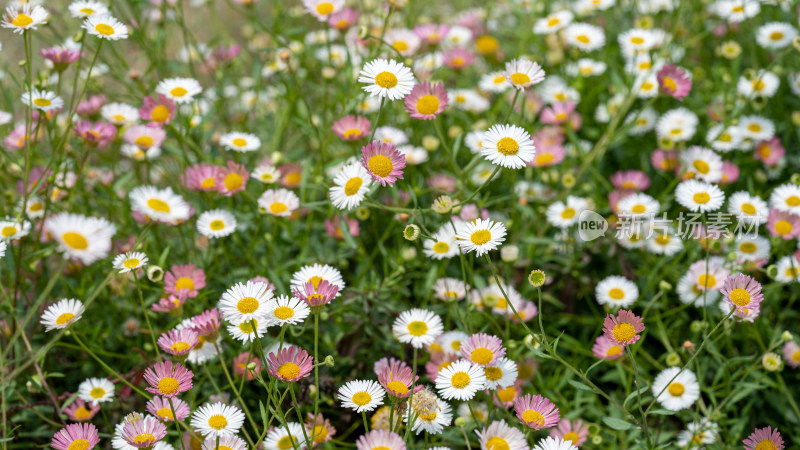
xmin=422 ymin=135 xmax=439 ymax=151
xmin=147 ymin=265 xmax=164 ymax=282
xmin=403 ymin=224 xmax=420 ymax=241
xmin=500 ymin=245 xmax=519 ymax=262
xmin=665 ymin=352 xmax=681 ymax=367
xmin=454 ymin=417 xmax=467 ymax=427
xmin=781 ymin=331 xmax=793 ymax=342
xmin=324 ymin=355 xmax=335 ymax=367
xmin=528 ymin=269 xmax=546 ymax=287
xmin=432 ymin=195 xmax=454 ymax=214
xmin=401 ymin=247 xmax=417 ymax=261
xmin=658 ymin=280 xmax=672 ymax=292
xmin=762 ymin=352 xmax=782 ymax=372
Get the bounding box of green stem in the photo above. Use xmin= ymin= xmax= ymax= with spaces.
xmin=168 ymin=396 xmax=187 ymax=450
xmin=133 ymin=271 xmax=161 ymax=360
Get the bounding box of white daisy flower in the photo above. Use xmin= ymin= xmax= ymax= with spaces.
xmin=406 ymin=396 xmax=452 ymax=435
xmin=480 ymin=124 xmax=536 ymax=169
xmin=534 ymin=436 xmax=579 ymax=450
xmin=503 ymin=58 xmax=545 ymax=90
xmin=774 ymin=256 xmax=800 ymax=283
xmin=625 ymin=107 xmax=657 ymax=135
xmin=393 ymin=308 xmax=444 ymax=349
xmin=45 ymin=213 xmax=116 ymax=265
xmin=705 ymin=124 xmax=742 ymax=153
xmin=533 ymin=10 xmax=573 ymax=34
xmin=755 ymin=22 xmax=796 ymax=49
xmin=437 ymin=330 xmax=469 ymax=356
xmin=433 ymin=278 xmax=468 ymax=302
xmin=595 ymin=276 xmax=639 ymax=308
xmin=2 ymin=4 xmax=48 ymax=34
xmin=676 ymin=419 xmax=719 ymax=448
xmin=449 ymin=89 xmax=491 ymax=113
xmin=218 ymin=281 xmax=274 ymax=325
xmin=197 ymin=209 xmax=237 ymax=239
xmin=566 ymin=58 xmax=607 ymax=77
xmin=645 ymin=227 xmax=683 ymax=256
xmin=539 ymin=76 xmax=581 ymax=104
xmin=40 ymin=298 xmax=85 ymax=332
xmin=738 ymin=115 xmax=774 ymax=141
xmin=21 ymin=89 xmax=63 ymax=112
xmin=121 ymin=145 xmax=161 ymax=161
xmin=676 ymin=273 xmax=721 ymax=308
xmin=78 ymin=377 xmax=115 ymax=406
xmin=483 ymin=357 xmax=518 ymax=390
xmin=442 ymin=25 xmax=472 ymax=48
xmin=252 ymin=164 xmax=281 ymax=185
xmin=737 ymin=71 xmax=780 ymax=99
xmin=156 ymin=77 xmax=202 ymax=104
xmin=633 ymin=74 xmax=659 ymax=98
xmin=476 ymin=420 xmax=528 ymax=450
xmin=545 ymin=196 xmax=589 ymax=228
xmin=358 ymin=59 xmax=416 ymax=100
xmin=129 ymin=186 xmax=192 ymax=224
xmin=266 ymin=295 xmax=310 ymax=326
xmin=257 ymin=188 xmax=300 ymax=217
xmin=398 ymin=145 xmax=428 ymax=165
xmin=769 ymin=183 xmax=800 ymax=216
xmin=329 ymin=163 xmax=371 ymax=210
xmin=0 ymin=241 xmax=6 ymax=259
xmin=618 ymin=28 xmax=658 ymax=57
xmin=263 ymin=422 xmax=308 ymax=450
xmin=424 ymin=226 xmax=461 ymax=260
xmin=302 ymin=0 xmax=343 ymax=21
xmin=68 ymin=1 xmax=108 ymax=18
xmin=479 ymin=71 xmax=512 ymax=93
xmin=226 ymin=318 xmax=269 ymax=344
xmin=617 ymin=193 xmax=660 ymax=218
xmin=112 ymin=251 xmax=148 ymax=273
xmin=435 ymin=359 xmax=486 ymax=401
xmin=338 ymin=380 xmax=385 ymax=413
xmin=563 ymin=23 xmax=606 ymax=51
xmin=101 ymin=102 xmax=139 ymax=125
xmin=733 ymin=236 xmax=770 ymax=262
xmin=651 ymin=368 xmax=700 ymax=411
xmin=681 ymin=146 xmax=723 ymax=183
xmin=455 ymin=218 xmax=507 ymax=256
xmin=374 ymin=126 xmax=408 ymax=146
xmin=674 ymin=180 xmax=725 ymax=212
xmin=655 ymin=107 xmax=698 ymax=142
xmin=290 ymin=264 xmax=345 ymax=298
xmin=0 ymin=218 xmax=31 ymax=241
xmin=219 ymin=132 xmax=260 ymax=152
xmin=385 ymin=28 xmax=421 ymax=57
xmin=728 ymin=191 xmax=768 ymax=225
xmin=190 ymin=402 xmax=246 ymax=438
xmin=83 ymin=14 xmax=128 ymax=40
xmin=202 ymin=436 xmax=247 ymax=450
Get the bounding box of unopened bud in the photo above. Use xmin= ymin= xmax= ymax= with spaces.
xmin=762 ymin=352 xmax=782 ymax=372
xmin=665 ymin=352 xmax=681 ymax=366
xmin=403 ymin=224 xmax=420 ymax=241
xmin=147 ymin=265 xmax=164 ymax=282
xmin=528 ymin=269 xmax=546 ymax=287
xmin=324 ymin=355 xmax=335 ymax=367
xmin=500 ymin=245 xmax=519 ymax=262
xmin=781 ymin=331 xmax=793 ymax=342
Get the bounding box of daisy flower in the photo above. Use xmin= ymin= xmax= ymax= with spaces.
xmin=404 ymin=82 xmax=448 ymax=120
xmin=156 ymin=77 xmax=202 ymax=104
xmin=51 ymin=423 xmax=100 ymax=450
xmin=332 ymin=115 xmax=371 ymax=141
xmin=767 ymin=209 xmax=800 ymax=239
xmin=355 ymin=429 xmax=405 ymax=450
xmin=719 ymin=273 xmax=763 ymax=317
xmin=737 ymin=71 xmax=780 ymax=99
xmin=377 ymin=360 xmax=417 ymax=399
xmin=252 ymin=164 xmax=281 ymax=185
xmin=165 ymin=263 xmax=206 ymax=298
xmin=203 ymin=435 xmax=247 ymax=450
xmin=21 ymin=89 xmax=63 ymax=112
xmin=258 ymin=188 xmax=300 ymax=217
xmin=480 ymin=124 xmax=536 ymax=169
xmin=290 ymin=264 xmax=345 ymax=298
xmin=460 ymin=333 xmax=506 ymax=366
xmin=358 ymin=59 xmax=416 ymax=100
xmin=157 ymin=328 xmax=198 ymax=358
xmin=385 ymin=28 xmax=421 ymax=57
xmin=769 ymin=183 xmax=800 ymax=216
xmin=266 ymin=294 xmax=310 ymax=326
xmin=651 ymin=367 xmax=700 ymax=411
xmin=455 ymin=218 xmax=507 ymax=256
xmin=756 ymin=22 xmax=797 ymax=50
xmin=216 ymin=161 xmax=250 ymax=196
xmin=533 ymin=10 xmax=573 ymax=34
xmin=2 ymin=4 xmax=48 ymax=34
xmin=305 ymin=412 xmax=336 ymax=446
xmin=550 ymin=419 xmax=589 ymax=447
xmin=218 ymin=281 xmax=273 ymax=325
xmin=728 ymin=191 xmax=768 ymax=224
xmin=40 ymin=298 xmax=85 ymax=332
xmin=423 ymin=226 xmax=460 ymax=260
xmin=120 ymin=415 xmax=167 ymax=448
xmin=476 ymin=420 xmax=528 ymax=450
xmin=112 ymin=251 xmax=148 ymax=273
xmin=195 ymin=209 xmax=236 ymax=238
xmin=515 ymin=394 xmax=559 ymax=430
xmin=783 ymin=341 xmax=800 ymax=368
xmin=0 ymin=218 xmax=30 ymax=241
xmin=435 ymin=359 xmax=486 ymax=400
xmin=675 ymin=180 xmax=725 ymax=212
xmin=45 ymin=213 xmax=116 ymax=265
xmin=83 ymin=14 xmax=128 ymax=40
xmin=266 ymin=345 xmax=313 ymax=382
xmin=292 ymin=279 xmax=339 ymax=309
xmin=533 ymin=437 xmax=578 ymax=450
xmin=676 ymin=419 xmax=718 ymax=448
xmin=503 ymin=58 xmax=546 ymax=90
xmin=69 ymin=1 xmax=108 ymax=18
xmin=78 ymin=377 xmax=114 ymax=406
xmin=64 ymin=398 xmax=100 ymax=422
xmin=329 ymin=163 xmax=371 ymax=210
xmin=130 ymin=186 xmax=192 ymax=224
xmin=733 ymin=236 xmax=770 ymax=263
xmin=303 ymin=0 xmax=343 ymax=21
xmin=339 ymin=380 xmax=385 ymax=413
xmin=360 ymin=140 xmax=406 ymax=186
xmin=405 ymin=395 xmax=452 ymax=435
xmin=219 ymin=131 xmax=260 ymax=152
xmin=655 ymin=107 xmax=698 ymax=142
xmin=483 ymin=357 xmax=519 ymax=390
xmin=563 ymin=23 xmax=606 ymax=51
xmin=545 ymin=196 xmax=588 ymax=228
xmin=139 ymin=95 xmax=175 ymax=124
xmin=227 ymin=318 xmax=269 ymax=344
xmin=603 ymin=309 xmax=645 ymax=346
xmin=479 ymin=71 xmax=512 ymax=93
xmin=393 ymin=308 xmax=444 ymax=348
xmin=264 ymin=422 xmax=308 ymax=450
xmin=595 ymin=276 xmax=639 ymax=308
xmin=190 ymin=402 xmax=245 ymax=438
xmin=143 ymin=361 xmax=194 ymax=398
xmin=617 ymin=193 xmax=659 ymax=218
xmin=433 ymin=278 xmax=468 ymax=302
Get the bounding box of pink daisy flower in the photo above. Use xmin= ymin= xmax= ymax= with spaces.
xmin=305 ymin=412 xmax=337 ymax=447
xmin=331 ymin=115 xmax=371 ymax=141
xmin=720 ymin=161 xmax=739 ymax=184
xmin=782 ymin=341 xmax=800 ymax=368
xmin=743 ymin=426 xmax=784 ymax=450
xmin=514 ymin=394 xmax=560 ymax=430
xmin=361 ymin=140 xmax=406 ymax=186
xmin=233 ymin=352 xmax=263 ymax=381
xmin=266 ymin=345 xmax=314 ymax=382
xmin=529 ymin=144 xmax=566 ymax=168
xmin=75 ymin=120 xmax=116 ymax=148
xmin=183 ymin=163 xmax=222 ymax=191
xmin=51 ymin=423 xmax=100 ymax=450
xmin=540 ymin=101 xmax=577 ymax=125
xmin=157 ymin=328 xmax=199 ymax=357
xmin=124 ymin=124 xmax=166 ymax=151
xmin=328 ymin=8 xmax=359 ymax=30
xmin=603 ymin=309 xmax=645 ymax=346
xmin=754 ymin=138 xmax=785 ymax=167
xmin=325 ymin=216 xmax=360 ymax=240
xmin=121 ymin=415 xmax=168 ymax=448
xmin=249 ymin=276 xmax=277 ymax=292
xmin=292 ymin=279 xmax=339 ymax=309
xmin=139 ymin=94 xmax=176 ymax=125
xmin=191 ymin=308 xmax=222 ymax=338
xmin=414 ymin=23 xmax=450 ymax=44
xmin=460 ymin=333 xmax=506 ymax=366
xmin=443 ymin=48 xmax=476 ymax=69
xmin=147 ymin=395 xmax=191 ymax=422
xmin=767 ymin=209 xmax=800 ymax=239
xmin=373 ymin=357 xmax=410 ymax=375
xmin=164 ymin=263 xmax=206 ymax=298
xmin=550 ymin=418 xmax=590 ymax=447
xmin=278 ymin=163 xmax=303 ymax=188
xmin=151 ymin=291 xmax=189 ymax=313
xmin=5 ymin=124 xmax=35 ymax=151
xmin=591 ymin=335 xmax=624 ymax=360
xmin=657 ymin=65 xmax=692 ymax=100
xmin=425 ymin=352 xmax=458 ymax=381
xmin=356 ymin=429 xmax=406 ymax=450
xmin=143 ymin=361 xmax=194 ymax=398
xmin=719 ymin=273 xmax=763 ymax=314
xmin=651 ymin=149 xmax=678 ymax=171
xmin=215 ymin=160 xmax=249 ymax=196
xmin=63 ymin=398 xmax=100 ymax=422
xmin=40 ymin=46 xmax=82 ymax=71
xmin=508 ymin=300 xmax=538 ymax=322
xmin=377 ymin=359 xmax=419 ymax=399
xmin=404 ymin=82 xmax=448 ymax=120
xmin=610 ymin=170 xmax=650 ymax=191
xmin=493 ymin=381 xmax=522 ymax=408
xmin=77 ymin=95 xmax=106 ymax=116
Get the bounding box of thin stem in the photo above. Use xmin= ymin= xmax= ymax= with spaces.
xmin=213 ymin=342 xmax=261 ymax=440
xmin=627 ymin=346 xmax=651 ymax=447
xmin=133 ymin=271 xmax=161 ymax=360
xmin=289 ymin=384 xmax=312 ymax=448
xmin=72 ymin=332 xmax=151 ymax=399
xmin=168 ymin=397 xmax=187 ymax=450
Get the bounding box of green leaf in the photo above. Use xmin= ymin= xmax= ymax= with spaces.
xmin=602 ymin=417 xmax=635 ymax=430
xmin=567 ymin=379 xmax=596 ymax=393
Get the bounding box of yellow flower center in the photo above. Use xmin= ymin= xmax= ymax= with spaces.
xmin=697 ymin=274 xmax=716 ymax=288
xmin=274 ymin=306 xmax=295 ymax=320
xmin=419 ymin=411 xmax=438 ymax=421
xmin=748 ymin=123 xmax=761 ymax=132
xmin=277 ymin=436 xmax=297 ymax=450
xmin=661 ymin=77 xmax=677 ymax=92
xmin=470 ymin=347 xmax=494 ymax=365
xmin=147 ymin=198 xmax=171 ymax=213
xmin=73 ymin=407 xmax=92 ymax=420
xmin=232 ymin=138 xmax=247 ymax=147
xmin=475 ymin=35 xmax=498 ymax=54
xmin=95 ymin=23 xmax=115 ymax=36
xmin=123 ymin=258 xmax=140 ymax=269
xmin=655 ymin=234 xmax=671 ymax=246
xmin=68 ymin=439 xmax=91 ymax=450
xmin=769 ymin=31 xmax=784 ymax=41
xmin=89 ymin=387 xmax=105 ymax=399
xmin=612 ymin=323 xmax=635 ymax=342
xmin=235 ymin=296 xmax=258 ymax=314
xmin=509 ymin=72 xmax=531 ymax=86
xmin=729 ymin=288 xmax=751 ymax=307
xmin=315 ymin=2 xmax=334 ymax=14
xmin=470 ymin=229 xmax=491 ymax=245
xmin=136 ymin=136 xmax=154 ymax=148
xmin=522 ymin=409 xmax=545 ymax=426
xmin=56 ymin=312 xmax=75 ymax=325
xmin=278 ymin=362 xmax=301 ymax=380
xmin=775 ymin=220 xmax=792 ymax=235
xmin=386 ymin=380 xmax=409 ymax=395
xmin=786 ymin=196 xmax=800 ymax=207
xmin=668 ymin=382 xmax=685 ymax=396
xmin=209 ymin=220 xmax=225 ymax=231
xmin=719 ymin=133 xmax=732 ymax=142
xmin=208 ymin=414 xmax=228 ymax=430
xmin=151 ymin=105 xmax=170 ymax=122
xmin=739 ymin=242 xmax=757 ymax=253
xmin=607 ymin=345 xmax=622 ymax=357
xmin=374 ymin=72 xmax=399 ymax=88
xmin=407 ymin=321 xmax=428 ymax=336
xmin=11 ymin=13 xmax=33 ymax=27
xmin=392 ymin=40 xmax=409 ymax=52
xmin=496 ymin=137 xmax=520 ymax=156
xmin=433 ymin=242 xmax=450 ymax=253
xmin=158 ymin=376 xmax=180 ymax=395
xmin=351 ymin=391 xmax=372 ymax=406
xmin=62 ymin=232 xmax=88 ymax=250
xmin=547 ymin=17 xmax=560 ymax=26
xmin=343 ymin=128 xmax=362 ymax=139
xmin=170 ymin=342 xmax=190 ymax=353
xmin=563 ymin=431 xmax=580 ymax=443
xmin=416 ymin=95 xmax=440 ymax=115
xmin=576 ymin=34 xmax=590 ymax=44
xmin=752 ymin=80 xmax=766 ymax=91
xmin=79 ymin=8 xmax=95 ymax=15
xmin=608 ymin=288 xmax=625 ymax=300
xmin=175 ymin=277 xmax=194 ymax=291
xmin=170 ymin=87 xmax=188 ymax=97
xmin=156 ymin=407 xmax=174 ymax=420
xmin=344 ymin=177 xmax=363 ymax=196
xmin=267 ymin=202 xmax=288 ymax=215
xmin=692 ymin=192 xmax=710 ymax=204
xmin=313 ymin=425 xmax=328 ymax=442
xmin=33 ymin=98 xmax=52 ymax=107
xmin=368 ymin=155 xmax=393 ymax=178
xmin=451 ymin=371 xmax=471 ymax=388
xmin=486 ymin=437 xmax=510 ymax=450
xmin=693 ymin=160 xmax=710 ymax=174
xmin=484 ymin=366 xmax=503 ymax=381
xmin=1 ymin=226 xmax=17 ymax=237
xmin=224 ymin=173 xmax=243 ymax=191
xmin=755 ymin=441 xmax=777 ymax=450
xmin=740 ymin=203 xmax=756 ymax=215
xmin=630 ymin=36 xmax=645 ymax=44
xmin=238 ymin=321 xmax=255 ymax=333
xmin=497 ymin=386 xmax=515 ymax=402
xmin=641 ymin=82 xmax=654 ymax=91
xmin=631 ymin=204 xmax=646 ymax=214
xmin=561 ymin=207 xmax=576 ymax=219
